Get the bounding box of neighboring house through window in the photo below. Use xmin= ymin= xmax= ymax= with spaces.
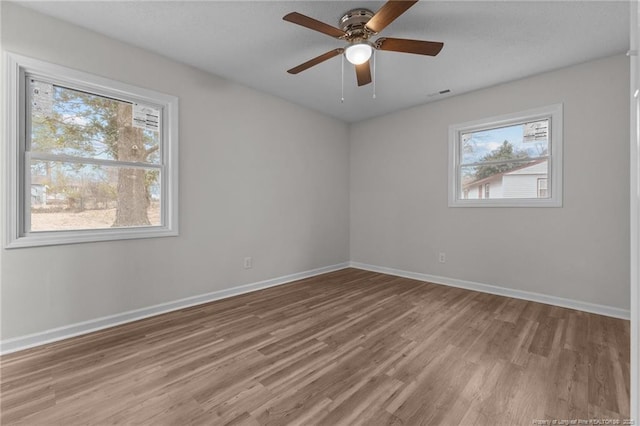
xmin=537 ymin=178 xmax=548 ymax=198
xmin=448 ymin=104 xmax=563 ymax=207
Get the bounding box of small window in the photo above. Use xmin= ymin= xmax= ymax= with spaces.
xmin=537 ymin=178 xmax=548 ymax=198
xmin=448 ymin=104 xmax=562 ymax=207
xmin=5 ymin=53 xmax=179 ymax=248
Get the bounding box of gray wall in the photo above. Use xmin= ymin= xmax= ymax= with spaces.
xmin=350 ymin=54 xmax=630 ymax=310
xmin=0 ymin=3 xmax=631 ymax=344
xmin=0 ymin=3 xmax=350 ymax=340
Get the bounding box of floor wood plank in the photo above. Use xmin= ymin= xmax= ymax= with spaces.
xmin=0 ymin=268 xmax=630 ymax=425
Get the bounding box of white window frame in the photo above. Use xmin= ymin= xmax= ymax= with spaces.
xmin=4 ymin=52 xmax=179 ymax=248
xmin=448 ymin=104 xmax=563 ymax=208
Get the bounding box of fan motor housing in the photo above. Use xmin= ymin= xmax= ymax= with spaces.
xmin=339 ymin=9 xmax=374 ymax=39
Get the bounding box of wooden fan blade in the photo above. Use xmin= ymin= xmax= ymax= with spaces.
xmin=287 ymin=48 xmax=344 ymax=74
xmin=365 ymin=0 xmax=418 ymax=34
xmin=283 ymin=12 xmax=347 ymax=39
xmin=355 ymin=61 xmax=372 ymax=86
xmin=376 ymin=37 xmax=444 ymax=56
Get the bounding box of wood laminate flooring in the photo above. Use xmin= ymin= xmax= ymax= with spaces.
xmin=0 ymin=268 xmax=631 ymax=425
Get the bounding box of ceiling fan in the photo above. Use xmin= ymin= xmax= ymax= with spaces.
xmin=283 ymin=0 xmax=444 ymax=87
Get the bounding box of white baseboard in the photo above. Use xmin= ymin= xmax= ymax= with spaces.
xmin=2 ymin=261 xmax=629 ymax=355
xmin=0 ymin=262 xmax=350 ymax=355
xmin=349 ymin=262 xmax=630 ymax=320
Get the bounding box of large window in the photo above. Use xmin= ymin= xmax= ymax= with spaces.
xmin=448 ymin=104 xmax=562 ymax=207
xmin=5 ymin=53 xmax=179 ymax=248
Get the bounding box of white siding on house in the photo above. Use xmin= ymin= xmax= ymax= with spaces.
xmin=464 ymin=160 xmax=548 ymax=199
xmin=503 ymin=161 xmax=548 ymax=198
xmin=465 ymin=176 xmax=503 ymax=199
xmin=502 ymin=174 xmax=542 ymax=198
xmin=506 ymin=161 xmax=548 ymax=175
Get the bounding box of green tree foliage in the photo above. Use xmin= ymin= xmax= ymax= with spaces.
xmin=474 ymin=140 xmax=530 ymax=181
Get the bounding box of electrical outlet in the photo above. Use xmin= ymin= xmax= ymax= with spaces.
xmin=243 ymin=257 xmax=253 ymax=269
xmin=438 ymin=252 xmax=446 ymax=263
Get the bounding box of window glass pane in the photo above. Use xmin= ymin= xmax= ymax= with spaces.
xmin=29 ymin=78 xmax=160 ymax=164
xmin=460 ymin=119 xmax=549 ymax=166
xmin=450 ymin=104 xmax=561 ymax=207
xmin=30 ymin=160 xmax=161 ymax=232
xmin=460 ymin=160 xmax=549 ymax=200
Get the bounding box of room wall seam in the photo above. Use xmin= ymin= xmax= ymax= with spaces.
xmin=349 ymin=261 xmax=631 ymax=320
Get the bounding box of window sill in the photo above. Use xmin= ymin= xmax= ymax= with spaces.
xmin=5 ymin=226 xmax=178 ymax=249
xmin=448 ymin=198 xmax=562 ymax=208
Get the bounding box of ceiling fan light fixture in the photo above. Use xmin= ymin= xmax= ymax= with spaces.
xmin=283 ymin=2 xmax=443 ymax=87
xmin=345 ymin=42 xmax=373 ymax=65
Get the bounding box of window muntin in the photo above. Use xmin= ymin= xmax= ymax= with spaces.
xmin=5 ymin=53 xmax=179 ymax=248
xmin=448 ymin=104 xmax=562 ymax=208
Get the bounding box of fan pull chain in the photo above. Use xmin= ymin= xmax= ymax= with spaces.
xmin=372 ymin=50 xmax=377 ymax=99
xmin=341 ymin=54 xmax=345 ymax=103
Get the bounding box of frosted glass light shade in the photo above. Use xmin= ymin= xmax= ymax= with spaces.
xmin=345 ymin=43 xmax=372 ymax=65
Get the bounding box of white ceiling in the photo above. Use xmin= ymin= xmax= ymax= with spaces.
xmin=17 ymin=1 xmax=630 ymax=123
